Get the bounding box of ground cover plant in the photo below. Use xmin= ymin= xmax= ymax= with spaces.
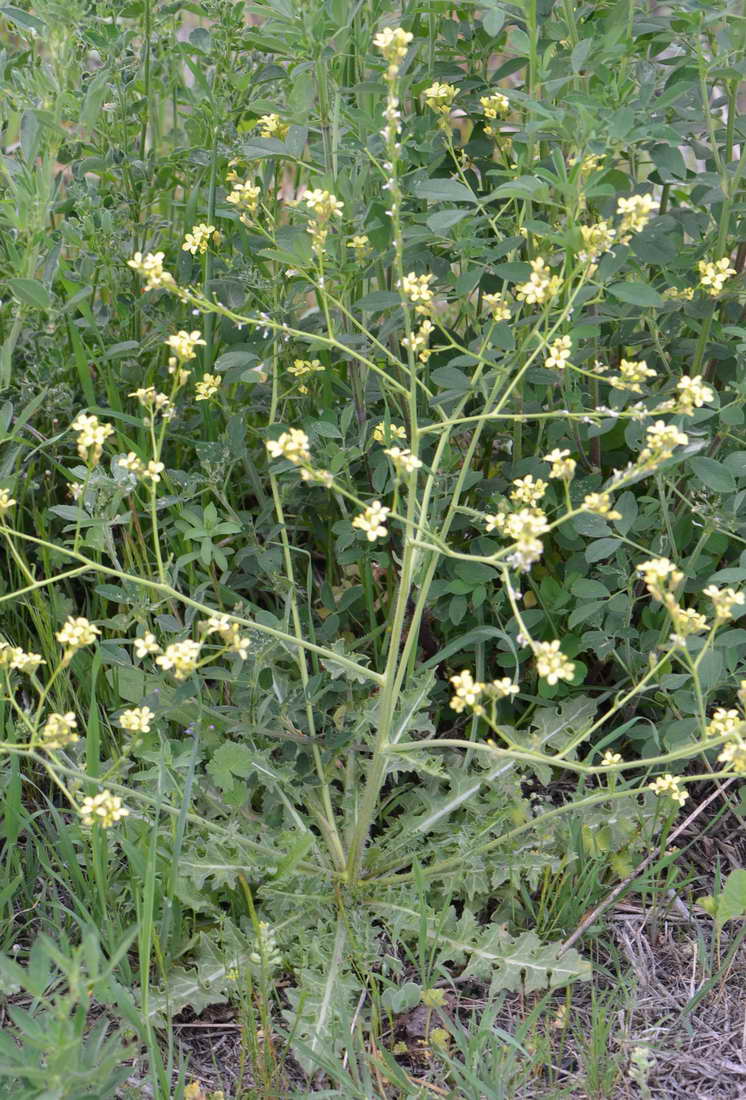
xmin=1 ymin=0 xmax=746 ymax=1095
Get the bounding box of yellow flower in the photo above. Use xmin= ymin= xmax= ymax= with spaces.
xmin=638 ymin=421 xmax=688 ymax=465
xmin=129 ymin=388 xmax=174 ymax=419
xmin=80 ymin=790 xmax=130 ymax=828
xmin=0 ymin=488 xmax=16 ymax=515
xmin=182 ymin=223 xmax=218 ymax=255
xmin=510 ymin=475 xmax=547 ymax=507
xmin=515 ymin=258 xmax=562 ymax=306
xmin=543 ymin=449 xmax=576 ymax=480
xmin=352 ymin=501 xmax=390 ymax=542
xmin=156 ymin=639 xmax=202 ymax=680
xmin=544 ymin=335 xmax=572 ymax=371
xmin=200 ymin=615 xmax=250 ymax=658
xmin=118 ymin=452 xmax=145 ymax=476
xmin=703 ymin=585 xmax=745 ymax=622
xmin=610 ymin=358 xmax=657 ymax=394
xmin=423 ymin=81 xmax=457 ymax=119
xmin=41 ymin=712 xmax=79 ymax=750
xmin=143 ymin=461 xmax=165 ymax=483
xmin=718 ymin=739 xmax=746 ymax=773
xmin=616 ymin=194 xmax=655 ymax=241
xmin=303 ymin=190 xmax=344 ymax=251
xmin=698 ymin=257 xmax=736 ymax=297
xmin=579 ymin=221 xmax=616 ymax=263
xmin=373 ymin=422 xmax=407 ymax=444
xmin=166 ymin=330 xmax=205 ymax=363
xmin=0 ymin=644 xmax=45 ymax=673
xmin=401 ymin=319 xmax=435 ymax=362
xmin=383 ymin=447 xmax=422 ymax=475
xmin=195 ymin=373 xmax=221 ymax=401
xmin=483 ymin=292 xmax=511 ymax=321
xmin=601 ymin=750 xmax=622 ymax=766
xmin=489 ymin=677 xmax=519 ymax=699
xmin=56 ymin=616 xmax=100 ymax=651
xmin=649 ymin=773 xmax=687 ymax=805
xmin=347 ymin=234 xmax=371 ymax=259
xmin=399 ymin=272 xmax=435 ymax=314
xmin=534 ymin=640 xmax=575 ymax=685
xmin=706 ymin=708 xmax=742 ymax=738
xmin=71 ymin=413 xmax=114 ymax=465
xmin=257 ymin=113 xmax=288 ymax=139
xmin=480 ymin=91 xmax=509 ymax=120
xmin=266 ymin=429 xmax=311 ymax=466
xmin=133 ymin=632 xmax=160 ymax=659
xmin=637 ymin=557 xmax=683 ymax=600
xmin=676 ymin=375 xmax=713 ymax=415
xmin=226 ymin=180 xmax=261 ymax=217
xmin=374 ymin=26 xmax=413 ymax=73
xmin=669 ymin=606 xmax=708 ymax=645
xmin=127 ymin=251 xmax=175 ymax=291
xmin=449 ymin=669 xmax=484 ymax=713
xmin=119 ymin=706 xmax=155 ymax=733
xmin=582 ymin=492 xmax=621 ymax=520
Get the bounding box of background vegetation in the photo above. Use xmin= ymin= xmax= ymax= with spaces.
xmin=1 ymin=0 xmax=746 ymax=1096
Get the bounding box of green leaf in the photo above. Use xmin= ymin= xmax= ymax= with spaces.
xmin=426 ymin=209 xmax=469 ymax=233
xmin=206 ymin=742 xmax=254 ymax=794
xmin=355 ymin=291 xmax=400 ymax=311
xmin=413 ymin=178 xmax=478 ymax=203
xmin=607 ymin=282 xmax=663 ymax=307
xmin=7 ymin=278 xmax=52 ymax=310
xmin=1 ymin=5 xmax=46 ymax=32
xmin=690 ymin=456 xmax=737 ymax=493
xmin=585 ymin=538 xmax=621 ymax=562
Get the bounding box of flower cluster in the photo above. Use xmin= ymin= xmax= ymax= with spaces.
xmin=668 ymin=605 xmax=708 ymax=646
xmin=402 ymin=318 xmax=435 ymax=363
xmin=118 ymin=453 xmax=165 ymax=483
xmin=374 ymin=25 xmax=413 ymax=77
xmin=195 ymin=374 xmax=221 ymax=401
xmin=56 ymin=616 xmax=100 ymax=653
xmin=80 ymin=790 xmax=129 ymax=828
xmin=544 ymin=449 xmax=576 ymax=481
xmin=616 ymin=194 xmax=655 ymax=242
xmin=487 ymin=508 xmax=550 ymax=572
xmin=637 ymin=557 xmax=683 ymax=602
xmin=266 ymin=429 xmax=311 ymax=466
xmin=449 ymin=669 xmax=484 ymax=713
xmin=303 ymin=189 xmax=344 ymax=252
xmin=257 ymin=113 xmax=288 ymax=139
xmin=399 ymin=272 xmax=435 ymax=315
xmin=352 ymin=501 xmax=390 ymax=542
xmin=167 ymin=330 xmax=205 ymax=364
xmin=423 ymin=81 xmax=457 ymax=127
xmin=41 ymin=712 xmax=79 ymax=749
xmin=249 ymin=921 xmax=282 ymax=969
xmin=638 ymin=421 xmax=688 ymax=466
xmin=662 ymin=286 xmax=695 ymax=301
xmin=347 ymin=234 xmax=371 ymax=260
xmin=119 ymin=706 xmax=154 ymax=733
xmin=71 ymin=413 xmax=114 ymax=465
xmin=127 ymin=251 xmax=175 ymax=291
xmin=383 ymin=447 xmax=422 ymax=475
xmin=156 ymin=639 xmax=202 ymax=680
xmin=226 ymin=180 xmax=261 ymax=221
xmin=288 ymin=358 xmax=324 ymax=393
xmin=0 ymin=643 xmax=44 ymax=673
xmin=510 ymin=475 xmax=547 ymax=507
xmin=480 ymin=91 xmax=508 ymax=135
xmin=129 ymin=388 xmax=174 ymax=420
xmin=182 ymin=223 xmax=218 ymax=255
xmin=516 ymin=258 xmax=562 ymax=306
xmin=703 ymin=585 xmax=745 ymax=622
xmin=544 ymin=335 xmax=572 ymax=371
xmin=483 ymin=292 xmax=511 ymax=322
xmin=582 ymin=492 xmax=621 ymax=519
xmin=698 ymin=257 xmax=736 ymax=297
xmin=200 ymin=614 xmax=251 ymax=658
xmin=611 ymin=358 xmax=657 ymax=394
xmin=578 ymin=221 xmax=616 ymax=264
xmin=534 ymin=640 xmax=575 ymax=685
xmin=706 ymin=708 xmax=741 ymax=738
xmin=373 ymin=422 xmax=406 ymax=444
xmin=649 ymin=773 xmax=688 ymax=806
xmin=675 ymin=375 xmax=713 ymax=416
